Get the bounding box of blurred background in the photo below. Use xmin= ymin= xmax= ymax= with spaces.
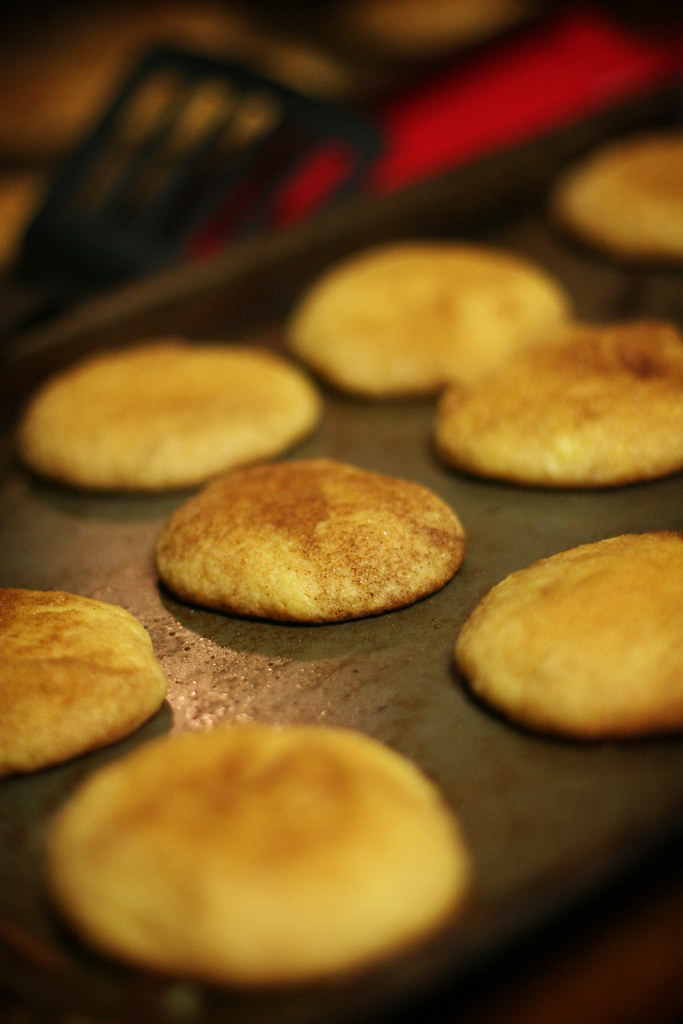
xmin=0 ymin=0 xmax=680 ymax=303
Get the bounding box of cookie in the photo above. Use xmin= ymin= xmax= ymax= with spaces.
xmin=550 ymin=130 xmax=683 ymax=263
xmin=0 ymin=169 xmax=46 ymax=272
xmin=0 ymin=2 xmax=255 ymax=162
xmin=329 ymin=0 xmax=536 ymax=60
xmin=287 ymin=241 xmax=571 ymax=397
xmin=455 ymin=532 xmax=683 ymax=740
xmin=47 ymin=723 xmax=471 ymax=985
xmin=0 ymin=588 xmax=167 ymax=777
xmin=156 ymin=457 xmax=466 ymax=622
xmin=17 ymin=340 xmax=322 ymax=492
xmin=434 ymin=320 xmax=683 ymax=487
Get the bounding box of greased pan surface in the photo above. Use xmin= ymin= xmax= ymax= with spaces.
xmin=0 ymin=87 xmax=682 ymax=1024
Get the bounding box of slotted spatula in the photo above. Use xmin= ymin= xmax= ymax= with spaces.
xmin=3 ymin=46 xmax=381 ymax=337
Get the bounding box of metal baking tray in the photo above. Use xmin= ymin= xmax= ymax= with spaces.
xmin=1 ymin=83 xmax=682 ymax=1024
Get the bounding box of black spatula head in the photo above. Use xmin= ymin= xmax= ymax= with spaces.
xmin=19 ymin=47 xmax=382 ymax=298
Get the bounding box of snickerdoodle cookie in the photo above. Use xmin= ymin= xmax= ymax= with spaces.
xmin=47 ymin=722 xmax=472 ymax=985
xmin=550 ymin=130 xmax=683 ymax=263
xmin=455 ymin=532 xmax=683 ymax=739
xmin=287 ymin=241 xmax=572 ymax=397
xmin=435 ymin=320 xmax=683 ymax=487
xmin=156 ymin=457 xmax=466 ymax=622
xmin=329 ymin=0 xmax=536 ymax=60
xmin=17 ymin=340 xmax=322 ymax=491
xmin=0 ymin=588 xmax=167 ymax=777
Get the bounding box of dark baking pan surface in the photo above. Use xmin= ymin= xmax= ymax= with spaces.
xmin=1 ymin=84 xmax=682 ymax=1024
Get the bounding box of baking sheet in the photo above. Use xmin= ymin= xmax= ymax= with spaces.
xmin=1 ymin=84 xmax=682 ymax=1024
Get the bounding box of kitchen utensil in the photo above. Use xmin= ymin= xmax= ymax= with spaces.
xmin=2 ymin=46 xmax=381 ymax=337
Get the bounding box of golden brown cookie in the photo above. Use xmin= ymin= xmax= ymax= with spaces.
xmin=0 ymin=588 xmax=167 ymax=777
xmin=0 ymin=170 xmax=47 ymax=272
xmin=329 ymin=0 xmax=536 ymax=60
xmin=156 ymin=457 xmax=466 ymax=622
xmin=17 ymin=340 xmax=322 ymax=492
xmin=287 ymin=241 xmax=572 ymax=397
xmin=47 ymin=723 xmax=471 ymax=985
xmin=434 ymin=320 xmax=683 ymax=487
xmin=455 ymin=532 xmax=683 ymax=740
xmin=0 ymin=2 xmax=256 ymax=162
xmin=550 ymin=130 xmax=683 ymax=263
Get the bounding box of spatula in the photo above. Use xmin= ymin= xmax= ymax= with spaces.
xmin=3 ymin=46 xmax=381 ymax=337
